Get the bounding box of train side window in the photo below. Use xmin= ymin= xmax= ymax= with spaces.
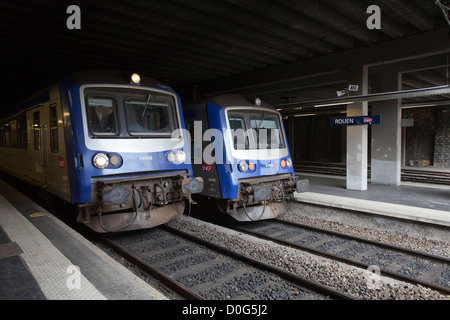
xmin=49 ymin=104 xmax=58 ymax=152
xmin=0 ymin=122 xmax=5 ymax=147
xmin=33 ymin=111 xmax=40 ymax=150
xmin=9 ymin=119 xmax=18 ymax=147
xmin=1 ymin=121 xmax=11 ymax=148
xmin=18 ymin=114 xmax=27 ymax=149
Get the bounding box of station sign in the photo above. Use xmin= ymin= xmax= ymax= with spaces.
xmin=331 ymin=115 xmax=381 ymax=127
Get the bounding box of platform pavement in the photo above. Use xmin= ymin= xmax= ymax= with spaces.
xmin=294 ymin=173 xmax=450 ymax=228
xmin=0 ymin=179 xmax=168 ymax=300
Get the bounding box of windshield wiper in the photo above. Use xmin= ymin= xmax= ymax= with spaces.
xmin=141 ymin=93 xmax=152 ymax=122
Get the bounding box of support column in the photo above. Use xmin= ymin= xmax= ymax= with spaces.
xmin=346 ymin=66 xmax=369 ymax=191
xmin=371 ymin=71 xmax=402 ymax=185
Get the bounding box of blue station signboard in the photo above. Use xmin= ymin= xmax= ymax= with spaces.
xmin=330 ymin=115 xmax=381 ymax=127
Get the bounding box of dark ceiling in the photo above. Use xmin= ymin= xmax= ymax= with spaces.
xmin=1 ymin=0 xmax=448 ymax=109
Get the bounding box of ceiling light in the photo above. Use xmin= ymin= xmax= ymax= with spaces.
xmin=315 ymin=102 xmax=354 ymax=108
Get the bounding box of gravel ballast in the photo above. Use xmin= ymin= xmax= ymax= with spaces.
xmin=168 ymin=204 xmax=449 ymax=300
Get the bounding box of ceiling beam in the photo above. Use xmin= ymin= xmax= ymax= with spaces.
xmin=205 ymin=27 xmax=450 ymax=94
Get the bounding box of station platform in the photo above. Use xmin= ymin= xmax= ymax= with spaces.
xmin=0 ymin=179 xmax=167 ymax=300
xmin=294 ymin=172 xmax=450 ymax=228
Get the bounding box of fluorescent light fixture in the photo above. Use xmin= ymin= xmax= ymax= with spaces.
xmin=315 ymin=102 xmax=354 ymax=108
xmin=402 ymin=104 xmax=437 ymax=109
xmin=294 ymin=114 xmax=317 ymax=117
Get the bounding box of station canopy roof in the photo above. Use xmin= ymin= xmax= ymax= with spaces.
xmin=1 ymin=0 xmax=449 ymax=110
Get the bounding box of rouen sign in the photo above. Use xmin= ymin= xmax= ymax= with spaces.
xmin=331 ymin=115 xmax=381 ymax=127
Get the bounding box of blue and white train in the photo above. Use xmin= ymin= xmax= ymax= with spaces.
xmin=183 ymin=94 xmax=308 ymax=222
xmin=0 ymin=71 xmax=203 ymax=232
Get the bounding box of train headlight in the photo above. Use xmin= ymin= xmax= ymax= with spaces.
xmin=167 ymin=150 xmax=186 ymax=164
xmin=109 ymin=154 xmax=121 ymax=166
xmin=93 ymin=153 xmax=109 ymax=169
xmin=286 ymin=158 xmax=293 ymax=168
xmin=166 ymin=151 xmax=176 ymax=163
xmin=238 ymin=161 xmax=249 ymax=173
xmin=175 ymin=150 xmax=187 ymax=164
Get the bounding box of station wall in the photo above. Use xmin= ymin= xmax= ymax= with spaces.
xmin=285 ymin=107 xmax=449 ymax=168
xmin=285 ymin=114 xmax=345 ymax=164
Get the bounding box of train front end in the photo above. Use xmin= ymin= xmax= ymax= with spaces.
xmin=207 ymin=95 xmax=308 ymax=221
xmin=62 ymin=72 xmax=203 ymax=232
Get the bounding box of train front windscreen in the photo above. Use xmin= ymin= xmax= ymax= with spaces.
xmin=84 ymin=87 xmax=180 ymax=139
xmin=227 ymin=109 xmax=286 ymax=151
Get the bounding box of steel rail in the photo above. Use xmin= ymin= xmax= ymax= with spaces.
xmin=97 ymin=235 xmax=203 ymax=300
xmin=162 ymin=225 xmax=356 ymax=300
xmin=227 ymin=220 xmax=450 ymax=295
xmin=276 ymin=219 xmax=450 ymax=264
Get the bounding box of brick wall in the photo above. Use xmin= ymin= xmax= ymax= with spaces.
xmin=433 ymin=107 xmax=450 ymax=167
xmin=403 ymin=108 xmax=436 ymax=166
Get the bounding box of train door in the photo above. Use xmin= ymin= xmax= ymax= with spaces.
xmin=43 ymin=101 xmax=71 ymax=201
xmin=29 ymin=106 xmax=46 ymax=184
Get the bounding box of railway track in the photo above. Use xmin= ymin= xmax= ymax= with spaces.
xmin=94 ymin=225 xmax=355 ymax=300
xmin=294 ymin=163 xmax=450 ymax=185
xmin=224 ymin=218 xmax=450 ymax=295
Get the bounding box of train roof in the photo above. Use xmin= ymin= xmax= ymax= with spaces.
xmin=65 ymin=70 xmax=161 ymax=88
xmin=1 ymin=71 xmax=173 ymax=119
xmin=187 ymin=94 xmax=275 ymax=111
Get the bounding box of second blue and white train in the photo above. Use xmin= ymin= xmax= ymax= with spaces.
xmin=183 ymin=94 xmax=309 ymax=222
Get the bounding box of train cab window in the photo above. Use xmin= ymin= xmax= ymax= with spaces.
xmin=250 ymin=117 xmax=284 ymax=149
xmin=124 ymin=96 xmax=176 ymax=137
xmin=86 ymin=97 xmax=119 ymax=136
xmin=228 ymin=110 xmax=285 ymax=150
xmin=228 ymin=116 xmax=249 ymax=150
